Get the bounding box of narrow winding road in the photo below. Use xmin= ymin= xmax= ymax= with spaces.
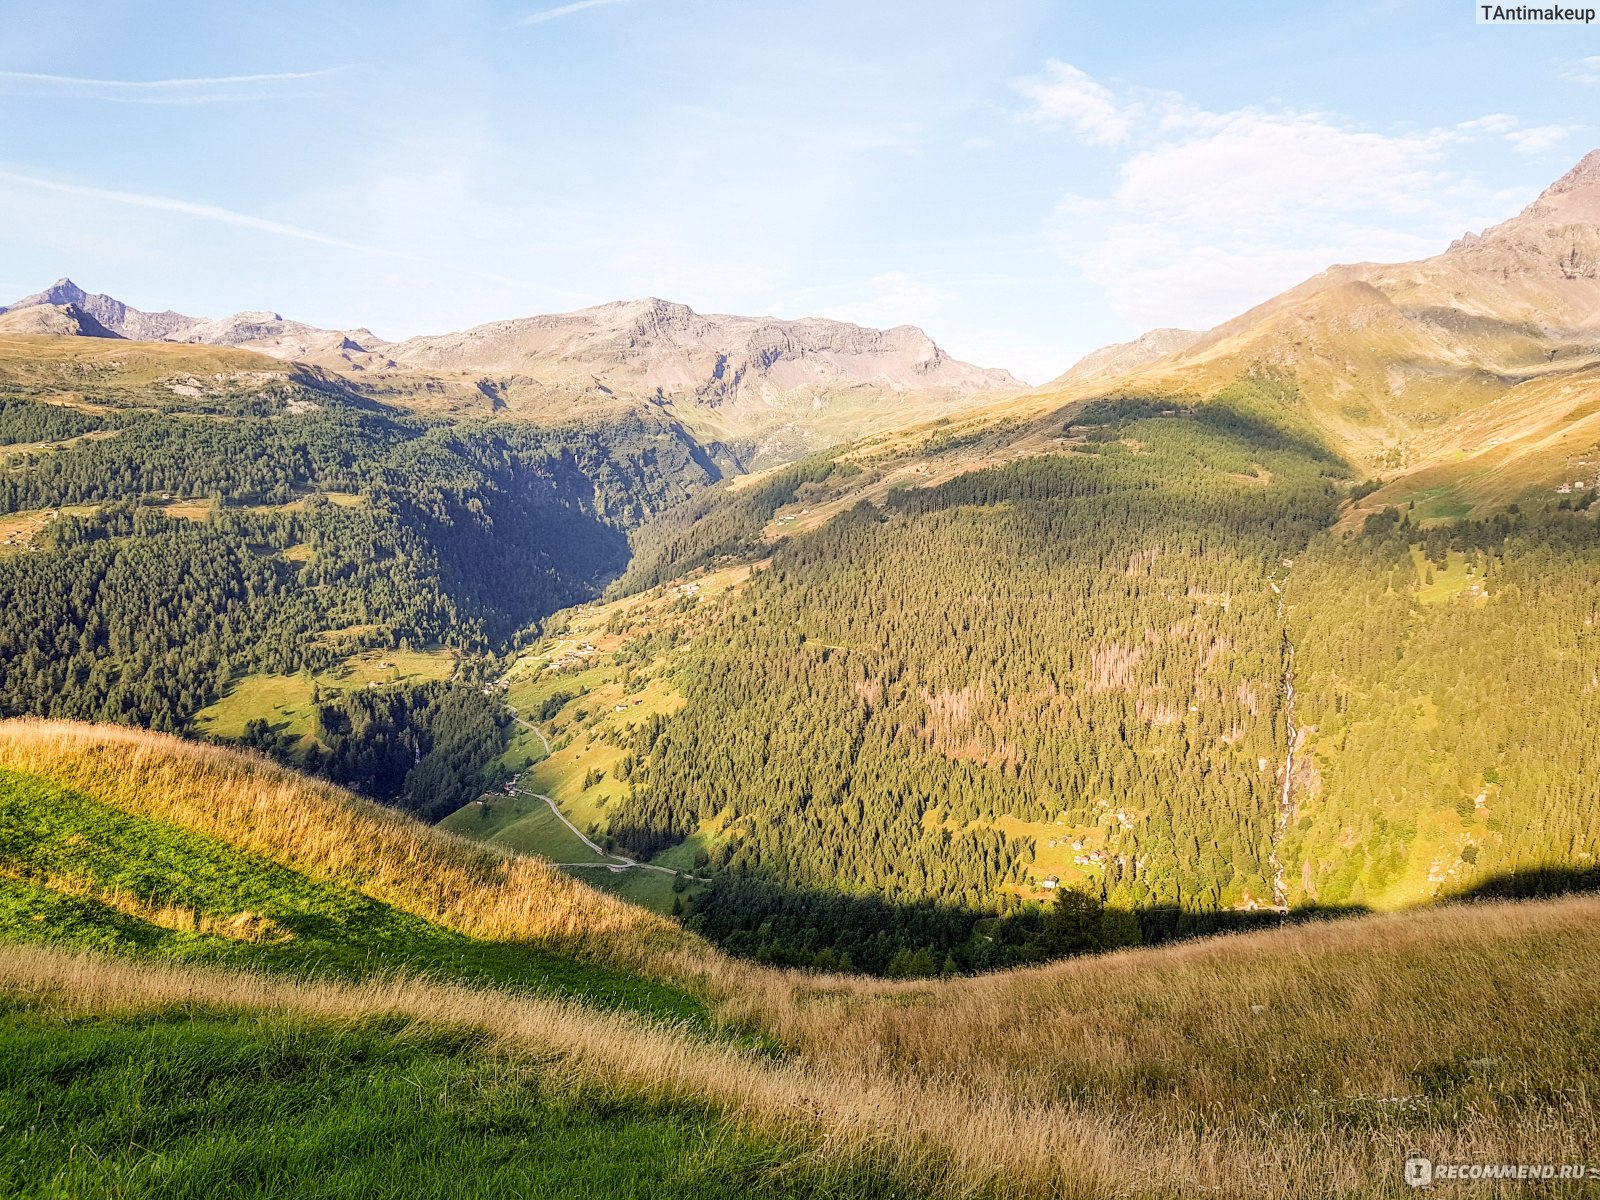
xmin=504 ymin=671 xmax=704 ymax=882
xmin=509 ymin=712 xmax=552 ymax=756
xmin=516 ymin=787 xmax=707 ymax=881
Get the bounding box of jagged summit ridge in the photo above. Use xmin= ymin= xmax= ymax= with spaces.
xmin=1540 ymin=147 xmax=1600 ymax=198
xmin=3 ymin=278 xmax=195 ymax=341
xmin=357 ymin=297 xmax=1021 ymax=399
xmin=0 ymin=282 xmax=1020 ymax=396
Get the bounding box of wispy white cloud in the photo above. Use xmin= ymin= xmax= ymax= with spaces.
xmin=0 ymin=170 xmax=379 ymax=252
xmin=1505 ymin=124 xmax=1576 ymax=154
xmin=1012 ymin=60 xmax=1134 ymax=145
xmin=0 ymin=68 xmax=340 ymax=103
xmin=1032 ymin=64 xmax=1530 ymax=329
xmin=1457 ymin=113 xmax=1519 ymax=135
xmin=0 ymin=169 xmax=544 ymax=293
xmin=815 ymin=271 xmax=951 ymax=330
xmin=1561 ymin=55 xmax=1600 ymax=84
xmin=1458 ymin=112 xmax=1575 ymax=154
xmin=518 ymin=0 xmax=627 ymax=27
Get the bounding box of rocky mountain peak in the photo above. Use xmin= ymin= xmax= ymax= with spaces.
xmin=1450 ymin=148 xmax=1600 ymax=250
xmin=38 ymin=278 xmax=88 ymax=305
xmin=1540 ymin=148 xmax=1600 ymax=199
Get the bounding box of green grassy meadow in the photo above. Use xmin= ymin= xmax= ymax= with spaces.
xmin=438 ymin=793 xmax=609 ymax=863
xmin=195 ymin=649 xmax=460 ymax=743
xmin=0 ymin=767 xmax=702 ymax=1025
xmin=0 ymin=1008 xmax=863 ymax=1200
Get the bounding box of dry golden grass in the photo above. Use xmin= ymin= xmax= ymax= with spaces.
xmin=5 ymin=719 xmax=1598 ymax=1197
xmin=6 ymin=904 xmax=1595 ymax=1200
xmin=0 ymin=719 xmax=696 ymax=973
xmin=0 ymin=334 xmax=283 ymax=384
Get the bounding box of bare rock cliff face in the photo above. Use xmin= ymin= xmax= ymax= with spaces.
xmin=1438 ymin=149 xmax=1600 ymax=294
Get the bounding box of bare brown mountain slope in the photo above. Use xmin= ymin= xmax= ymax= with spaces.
xmin=1049 ymin=327 xmax=1202 ymax=388
xmin=1012 ymin=150 xmax=1600 ymax=511
xmin=344 ymin=297 xmax=1022 ymax=462
xmin=0 ymin=302 xmax=120 ymax=339
xmin=376 ymin=296 xmax=1016 ymax=390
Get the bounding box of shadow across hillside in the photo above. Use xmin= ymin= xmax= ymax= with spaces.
xmin=1056 ymin=375 xmax=1350 ymax=471
xmin=1450 ymin=865 xmax=1600 ymax=902
xmin=678 ymin=860 xmax=1600 ymax=979
xmin=677 ymin=872 xmax=1371 ymax=979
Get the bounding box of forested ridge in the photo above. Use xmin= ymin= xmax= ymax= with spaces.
xmin=0 ymin=386 xmax=720 ymax=808
xmin=611 ymin=452 xmax=863 ymax=595
xmin=603 ymin=380 xmax=1356 ymax=970
xmin=577 ymin=377 xmax=1600 ymax=972
xmin=1283 ymin=508 xmax=1600 ymax=908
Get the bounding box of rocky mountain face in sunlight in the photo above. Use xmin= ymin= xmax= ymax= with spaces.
xmin=1 ymin=285 xmax=1024 ymax=466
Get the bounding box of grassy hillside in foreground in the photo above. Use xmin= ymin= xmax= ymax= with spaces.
xmin=0 ymin=1005 xmax=861 ymax=1200
xmin=0 ymin=765 xmax=701 ymax=1024
xmin=3 ymin=723 xmax=1600 ymax=1195
xmin=0 ymin=720 xmax=709 ymax=990
xmin=4 ymin=895 xmax=1600 ymax=1199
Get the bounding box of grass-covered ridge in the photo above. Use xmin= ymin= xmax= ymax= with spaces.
xmin=0 ymin=720 xmax=704 ymax=981
xmin=0 ymin=765 xmax=702 ymax=1022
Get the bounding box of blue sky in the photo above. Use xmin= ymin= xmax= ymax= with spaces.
xmin=2 ymin=1 xmax=1597 ymax=382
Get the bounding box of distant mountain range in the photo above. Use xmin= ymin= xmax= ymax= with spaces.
xmin=0 ymin=280 xmax=1022 ymax=466
xmin=8 ymin=149 xmax=1600 ymax=483
xmin=0 ymin=277 xmax=384 ymax=357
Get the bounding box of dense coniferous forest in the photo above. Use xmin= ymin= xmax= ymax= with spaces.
xmin=598 ymin=380 xmax=1600 ymax=971
xmin=0 ymin=396 xmax=109 ymax=445
xmin=606 ymin=381 xmax=1355 ymax=968
xmin=1282 ymin=508 xmax=1600 ymax=907
xmin=307 ymin=682 xmax=507 ymax=822
xmin=0 ymin=387 xmax=718 ymax=748
xmin=612 ymin=453 xmax=862 ymax=595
